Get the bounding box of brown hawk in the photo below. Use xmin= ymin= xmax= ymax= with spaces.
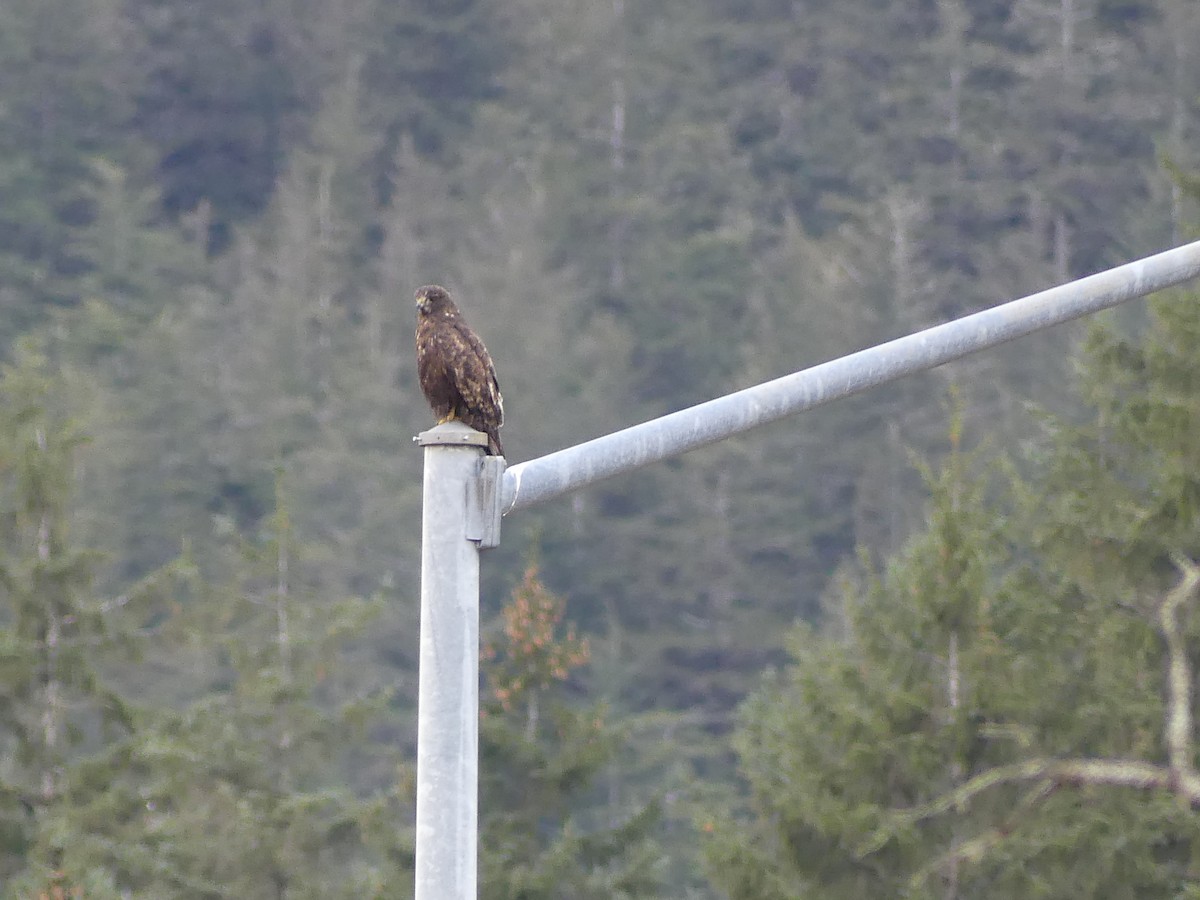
xmin=415 ymin=285 xmax=504 ymax=456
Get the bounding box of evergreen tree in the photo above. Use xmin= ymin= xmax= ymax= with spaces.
xmin=479 ymin=561 xmax=665 ymax=898
xmin=0 ymin=0 xmax=134 ymax=343
xmin=709 ymin=276 xmax=1200 ymax=896
xmin=13 ymin=473 xmax=409 ymax=897
xmin=362 ymin=0 xmax=510 ymax=182
xmin=0 ymin=347 xmax=137 ymax=889
xmin=124 ymin=0 xmax=317 ymax=251
xmin=706 ymin=439 xmax=1014 ymax=898
xmin=0 ymin=0 xmax=1195 ymax=892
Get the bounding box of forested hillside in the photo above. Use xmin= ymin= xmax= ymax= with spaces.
xmin=1 ymin=0 xmax=1199 ymax=895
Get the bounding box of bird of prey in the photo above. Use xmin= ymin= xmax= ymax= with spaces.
xmin=415 ymin=284 xmax=504 ymax=456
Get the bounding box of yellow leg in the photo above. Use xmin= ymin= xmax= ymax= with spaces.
xmin=436 ymin=411 xmax=458 ymax=424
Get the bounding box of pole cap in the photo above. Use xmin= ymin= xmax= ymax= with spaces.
xmin=416 ymin=421 xmax=491 ymax=448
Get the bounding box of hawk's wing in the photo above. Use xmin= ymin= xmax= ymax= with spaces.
xmin=416 ymin=310 xmax=504 ymax=454
xmin=453 ymin=319 xmax=503 ymax=429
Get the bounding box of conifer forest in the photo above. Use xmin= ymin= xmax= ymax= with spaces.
xmin=3 ymin=0 xmax=1200 ymax=896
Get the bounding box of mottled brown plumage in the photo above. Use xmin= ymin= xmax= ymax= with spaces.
xmin=415 ymin=285 xmax=504 ymax=456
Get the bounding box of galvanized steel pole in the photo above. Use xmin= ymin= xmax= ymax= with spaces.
xmin=501 ymin=239 xmax=1200 ymax=514
xmin=412 ymin=239 xmax=1200 ymax=897
xmin=415 ymin=422 xmax=488 ymax=900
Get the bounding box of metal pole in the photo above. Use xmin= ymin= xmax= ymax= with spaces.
xmin=415 ymin=422 xmax=488 ymax=900
xmin=502 ymin=239 xmax=1200 ymax=514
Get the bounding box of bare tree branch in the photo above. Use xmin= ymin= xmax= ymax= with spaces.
xmin=859 ymin=560 xmax=1200 ymax=875
xmin=1160 ymin=554 xmax=1200 ymax=795
xmin=908 ymin=780 xmax=1057 ymax=891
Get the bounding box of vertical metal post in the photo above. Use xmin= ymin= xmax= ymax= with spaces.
xmin=415 ymin=422 xmax=488 ymax=900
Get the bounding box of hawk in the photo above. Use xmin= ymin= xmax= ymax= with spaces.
xmin=415 ymin=285 xmax=504 ymax=456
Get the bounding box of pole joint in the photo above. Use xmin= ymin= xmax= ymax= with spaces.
xmin=416 ymin=422 xmax=505 ymax=549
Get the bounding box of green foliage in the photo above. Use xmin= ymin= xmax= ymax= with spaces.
xmin=14 ymin=474 xmax=410 ymax=896
xmin=1031 ymin=290 xmax=1200 ymax=596
xmin=362 ymin=0 xmax=509 ymax=167
xmin=0 ymin=0 xmax=132 ymax=339
xmin=710 ymin=284 xmax=1200 ymax=896
xmin=0 ymin=347 xmax=146 ymax=886
xmin=123 ymin=0 xmax=317 ymax=249
xmin=0 ymin=0 xmax=1198 ymax=893
xmin=480 ymin=563 xmax=665 ymax=898
xmin=707 ymin=444 xmax=1009 ymax=897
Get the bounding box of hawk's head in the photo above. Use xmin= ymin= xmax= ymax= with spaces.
xmin=415 ymin=284 xmax=453 ymax=315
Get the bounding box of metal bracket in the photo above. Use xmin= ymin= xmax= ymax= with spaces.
xmin=416 ymin=422 xmax=504 ymax=548
xmin=466 ymin=455 xmax=506 ymax=549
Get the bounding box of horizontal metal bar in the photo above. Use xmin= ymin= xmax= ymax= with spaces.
xmin=502 ymin=240 xmax=1200 ymax=514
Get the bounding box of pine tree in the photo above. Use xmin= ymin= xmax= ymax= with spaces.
xmin=705 ymin=436 xmax=1012 ymax=898
xmin=17 ymin=472 xmax=409 ymax=897
xmin=708 ymin=272 xmax=1200 ymax=896
xmin=479 ymin=561 xmax=665 ymax=898
xmin=0 ymin=0 xmax=134 ymax=344
xmin=0 ymin=347 xmax=138 ymax=890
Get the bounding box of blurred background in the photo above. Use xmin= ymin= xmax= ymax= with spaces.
xmin=2 ymin=0 xmax=1199 ymax=895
